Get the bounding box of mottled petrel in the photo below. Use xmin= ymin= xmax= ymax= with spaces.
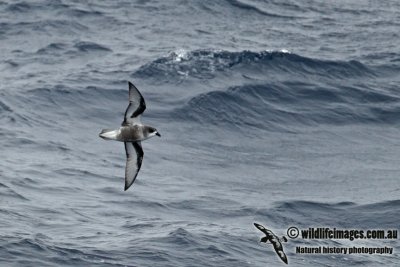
xmin=99 ymin=82 xmax=160 ymax=191
xmin=254 ymin=223 xmax=288 ymax=264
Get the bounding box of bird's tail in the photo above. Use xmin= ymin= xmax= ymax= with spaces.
xmin=99 ymin=129 xmax=119 ymax=140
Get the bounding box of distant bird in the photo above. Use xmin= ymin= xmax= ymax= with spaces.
xmin=99 ymin=82 xmax=160 ymax=191
xmin=254 ymin=223 xmax=288 ymax=264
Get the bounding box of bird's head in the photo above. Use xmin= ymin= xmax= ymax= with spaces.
xmin=147 ymin=127 xmax=161 ymax=138
xmin=260 ymin=236 xmax=269 ymax=243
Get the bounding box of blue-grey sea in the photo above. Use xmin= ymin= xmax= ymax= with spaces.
xmin=1 ymin=1 xmax=399 ymax=266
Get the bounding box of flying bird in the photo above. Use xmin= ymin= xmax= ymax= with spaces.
xmin=99 ymin=82 xmax=160 ymax=191
xmin=254 ymin=223 xmax=288 ymax=264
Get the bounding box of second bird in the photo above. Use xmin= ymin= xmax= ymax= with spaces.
xmin=99 ymin=82 xmax=161 ymax=191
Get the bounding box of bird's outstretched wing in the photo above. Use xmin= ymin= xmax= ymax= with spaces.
xmin=273 ymin=244 xmax=288 ymax=264
xmin=124 ymin=142 xmax=144 ymax=191
xmin=122 ymin=82 xmax=146 ymax=126
xmin=254 ymin=223 xmax=269 ymax=234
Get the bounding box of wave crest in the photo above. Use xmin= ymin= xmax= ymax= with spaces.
xmin=134 ymin=49 xmax=374 ymax=82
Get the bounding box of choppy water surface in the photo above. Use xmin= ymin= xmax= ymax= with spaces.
xmin=1 ymin=1 xmax=399 ymax=266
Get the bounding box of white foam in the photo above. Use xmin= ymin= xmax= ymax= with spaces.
xmin=173 ymin=49 xmax=188 ymax=62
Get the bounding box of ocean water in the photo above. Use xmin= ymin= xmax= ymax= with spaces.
xmin=1 ymin=0 xmax=399 ymax=266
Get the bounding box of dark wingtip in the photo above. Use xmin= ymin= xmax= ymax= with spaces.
xmin=124 ymin=183 xmax=131 ymax=191
xmin=124 ymin=181 xmax=130 ymax=191
xmin=128 ymin=81 xmax=134 ymax=91
xmin=128 ymin=81 xmax=137 ymax=89
xmin=125 ymin=182 xmax=134 ymax=191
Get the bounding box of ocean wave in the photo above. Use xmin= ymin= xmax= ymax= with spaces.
xmin=0 ymin=20 xmax=88 ymax=36
xmin=4 ymin=1 xmax=102 ymax=17
xmin=27 ymin=85 xmax=125 ymax=100
xmin=0 ymin=100 xmax=13 ymax=113
xmin=270 ymin=200 xmax=400 ymax=227
xmin=63 ymin=7 xmax=104 ymax=18
xmin=0 ymin=237 xmax=111 ymax=266
xmin=36 ymin=43 xmax=68 ymax=54
xmin=4 ymin=1 xmax=66 ymax=13
xmin=0 ymin=183 xmax=29 ymax=201
xmin=0 ymin=86 xmax=127 ymax=128
xmin=73 ymin=41 xmax=112 ymax=53
xmin=227 ymin=0 xmax=303 ymax=19
xmin=25 ymin=86 xmax=125 ymax=113
xmin=35 ymin=41 xmax=112 ymax=56
xmin=173 ymin=81 xmax=400 ymax=129
xmin=134 ymin=50 xmax=375 ymax=82
xmin=164 ymin=228 xmax=199 ymax=246
xmin=5 ymin=2 xmax=32 ymax=13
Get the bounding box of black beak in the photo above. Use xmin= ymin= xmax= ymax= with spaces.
xmin=156 ymin=132 xmax=161 ymax=137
